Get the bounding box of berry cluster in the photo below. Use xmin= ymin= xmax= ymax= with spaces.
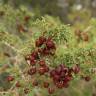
xmin=25 ymin=36 xmax=56 ymax=76
xmin=25 ymin=36 xmax=56 ymax=65
xmin=50 ymin=64 xmax=80 ymax=89
xmin=24 ymin=36 xmax=90 ymax=94
xmin=25 ymin=36 xmax=82 ymax=94
xmin=35 ymin=36 xmax=56 ymax=55
xmin=6 ymin=35 xmax=91 ymax=95
xmin=25 ymin=36 xmax=57 ymax=94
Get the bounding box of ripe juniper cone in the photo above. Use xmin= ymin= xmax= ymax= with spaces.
xmin=24 ymin=16 xmax=31 ymax=22
xmin=43 ymin=81 xmax=49 ymax=88
xmin=50 ymin=64 xmax=80 ymax=89
xmin=32 ymin=80 xmax=38 ymax=86
xmin=35 ymin=36 xmax=46 ymax=47
xmin=15 ymin=81 xmax=21 ymax=87
xmin=28 ymin=67 xmax=36 ymax=75
xmin=7 ymin=76 xmax=14 ymax=82
xmin=39 ymin=60 xmax=46 ymax=66
xmin=25 ymin=36 xmax=81 ymax=94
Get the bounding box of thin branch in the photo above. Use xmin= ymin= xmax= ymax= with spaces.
xmin=2 ymin=41 xmax=20 ymax=53
xmin=84 ymin=26 xmax=92 ymax=33
xmin=8 ymin=81 xmax=17 ymax=91
xmin=14 ymin=55 xmax=27 ymax=81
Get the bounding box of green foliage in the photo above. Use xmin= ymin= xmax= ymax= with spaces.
xmin=0 ymin=4 xmax=96 ymax=96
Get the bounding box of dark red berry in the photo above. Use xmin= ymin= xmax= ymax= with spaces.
xmin=35 ymin=39 xmax=42 ymax=47
xmin=25 ymin=54 xmax=31 ymax=60
xmin=43 ymin=48 xmax=50 ymax=55
xmin=37 ymin=48 xmax=43 ymax=53
xmin=62 ymin=67 xmax=68 ymax=74
xmin=35 ymin=36 xmax=46 ymax=47
xmin=60 ymin=64 xmax=65 ymax=69
xmin=32 ymin=80 xmax=38 ymax=86
xmin=29 ymin=56 xmax=35 ymax=64
xmin=24 ymin=16 xmax=30 ymax=22
xmin=31 ymin=51 xmax=39 ymax=59
xmin=39 ymin=36 xmax=46 ymax=43
xmin=39 ymin=60 xmax=46 ymax=66
xmin=16 ymin=81 xmax=21 ymax=87
xmin=7 ymin=76 xmax=14 ymax=82
xmin=43 ymin=82 xmax=49 ymax=88
xmin=30 ymin=57 xmax=36 ymax=66
xmin=73 ymin=64 xmax=80 ymax=74
xmin=60 ymin=71 xmax=65 ymax=77
xmin=53 ymin=74 xmax=60 ymax=81
xmin=38 ymin=67 xmax=46 ymax=75
xmin=46 ymin=40 xmax=55 ymax=49
xmin=28 ymin=67 xmax=36 ymax=75
xmin=50 ymin=70 xmax=56 ymax=77
xmin=45 ymin=66 xmax=49 ymax=72
xmin=30 ymin=56 xmax=35 ymax=61
xmin=64 ymin=75 xmax=72 ymax=82
xmin=84 ymin=76 xmax=91 ymax=82
xmin=30 ymin=60 xmax=36 ymax=66
xmin=55 ymin=66 xmax=62 ymax=75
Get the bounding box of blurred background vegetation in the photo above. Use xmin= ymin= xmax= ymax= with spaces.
xmin=1 ymin=0 xmax=96 ymax=23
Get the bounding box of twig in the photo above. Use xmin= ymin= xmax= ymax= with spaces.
xmin=2 ymin=41 xmax=20 ymax=53
xmin=14 ymin=55 xmax=27 ymax=81
xmin=84 ymin=26 xmax=92 ymax=33
xmin=8 ymin=81 xmax=17 ymax=91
